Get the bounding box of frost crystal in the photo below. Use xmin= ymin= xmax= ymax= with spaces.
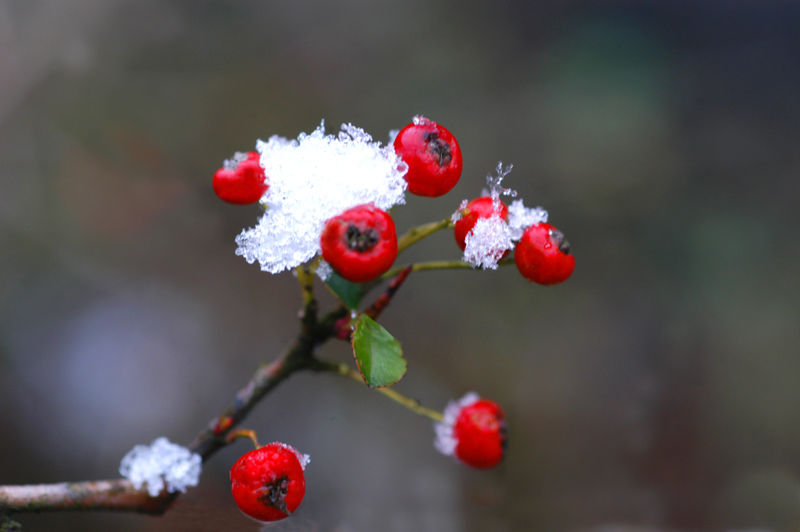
xmin=463 ymin=216 xmax=514 ymax=270
xmin=313 ymin=259 xmax=333 ymax=281
xmin=223 ymin=151 xmax=249 ymax=171
xmin=235 ymin=122 xmax=408 ymax=274
xmin=451 ymin=199 xmax=469 ymax=224
xmin=434 ymin=392 xmax=480 ymax=457
xmin=119 ymin=437 xmax=202 ymax=497
xmin=273 ymin=442 xmax=311 ymax=470
xmin=485 ymin=162 xmax=517 ymax=202
xmin=455 ymin=163 xmax=532 ymax=269
xmin=507 ymin=199 xmax=548 ymax=241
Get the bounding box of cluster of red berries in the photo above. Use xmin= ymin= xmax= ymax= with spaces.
xmin=230 ymin=442 xmax=308 ymax=522
xmin=454 ymin=197 xmax=575 ymax=285
xmin=212 ymin=116 xmax=574 ymax=286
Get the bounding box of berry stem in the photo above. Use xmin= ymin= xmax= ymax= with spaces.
xmin=396 ymin=218 xmax=453 ymax=254
xmin=224 ymin=429 xmax=261 ymax=449
xmin=295 ymin=265 xmax=315 ymax=307
xmin=314 ymin=361 xmax=444 ymax=422
xmin=382 ymin=257 xmax=516 ymax=279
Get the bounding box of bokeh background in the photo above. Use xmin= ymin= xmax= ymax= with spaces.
xmin=2 ymin=2 xmax=800 ymax=531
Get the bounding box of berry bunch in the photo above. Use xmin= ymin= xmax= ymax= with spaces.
xmin=208 ymin=116 xmax=577 ymax=521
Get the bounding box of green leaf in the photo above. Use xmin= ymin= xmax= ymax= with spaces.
xmin=324 ymin=271 xmax=363 ymax=310
xmin=351 ymin=315 xmax=407 ymax=388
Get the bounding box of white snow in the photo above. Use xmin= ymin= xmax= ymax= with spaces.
xmin=273 ymin=442 xmax=311 ymax=471
xmin=119 ymin=437 xmax=202 ymax=497
xmin=456 ymin=163 xmax=546 ymax=269
xmin=507 ymin=199 xmax=548 ymax=241
xmin=222 ymin=151 xmax=249 ymax=171
xmin=235 ymin=122 xmax=408 ymax=274
xmin=434 ymin=392 xmax=480 ymax=457
xmin=313 ymin=259 xmax=333 ymax=281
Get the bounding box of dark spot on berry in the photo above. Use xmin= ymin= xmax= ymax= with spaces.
xmin=549 ymin=229 xmax=570 ymax=255
xmin=258 ymin=475 xmax=291 ymax=515
xmin=499 ymin=419 xmax=509 ymax=454
xmin=345 ymin=224 xmax=379 ymax=253
xmin=424 ymin=132 xmax=452 ymax=167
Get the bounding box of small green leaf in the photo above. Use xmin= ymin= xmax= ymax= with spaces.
xmin=351 ymin=315 xmax=407 ymax=388
xmin=325 ymin=271 xmax=363 ymax=310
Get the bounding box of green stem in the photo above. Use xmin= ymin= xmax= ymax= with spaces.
xmin=313 ymin=361 xmax=443 ymax=422
xmin=397 ymin=218 xmax=453 ymax=253
xmin=295 ymin=265 xmax=315 ymax=307
xmin=383 ymin=257 xmax=515 ymax=279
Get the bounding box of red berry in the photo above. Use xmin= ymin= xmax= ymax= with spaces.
xmin=514 ymin=223 xmax=575 ymax=285
xmin=393 ymin=117 xmax=462 ymax=197
xmin=230 ymin=443 xmax=307 ymax=522
xmin=453 ymin=399 xmax=507 ymax=469
xmin=320 ymin=204 xmax=398 ymax=283
xmin=454 ymin=197 xmax=509 ymax=251
xmin=213 ymin=151 xmax=269 ymax=205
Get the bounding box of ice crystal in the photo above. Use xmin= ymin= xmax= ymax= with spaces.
xmin=222 ymin=151 xmax=249 ymax=171
xmin=456 ymin=163 xmax=527 ymax=269
xmin=485 ymin=162 xmax=517 ymax=202
xmin=273 ymin=442 xmax=311 ymax=471
xmin=119 ymin=437 xmax=202 ymax=497
xmin=313 ymin=259 xmax=333 ymax=281
xmin=463 ymin=216 xmax=514 ymax=270
xmin=434 ymin=392 xmax=480 ymax=457
xmin=235 ymin=122 xmax=408 ymax=274
xmin=451 ymin=199 xmax=469 ymax=225
xmin=507 ymin=199 xmax=548 ymax=241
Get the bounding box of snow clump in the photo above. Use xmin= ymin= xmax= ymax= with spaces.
xmin=235 ymin=122 xmax=408 ymax=274
xmin=434 ymin=392 xmax=480 ymax=457
xmin=119 ymin=437 xmax=202 ymax=497
xmin=455 ymin=163 xmax=549 ymax=269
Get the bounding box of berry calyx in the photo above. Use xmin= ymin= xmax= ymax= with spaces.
xmin=454 ymin=197 xmax=510 ymax=252
xmin=434 ymin=393 xmax=507 ymax=469
xmin=514 ymin=222 xmax=575 ymax=285
xmin=320 ymin=203 xmax=398 ymax=283
xmin=230 ymin=443 xmax=309 ymax=522
xmin=213 ymin=151 xmax=269 ymax=205
xmin=393 ymin=116 xmax=463 ymax=197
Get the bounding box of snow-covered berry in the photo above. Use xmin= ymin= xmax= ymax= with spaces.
xmin=434 ymin=393 xmax=507 ymax=469
xmin=235 ymin=122 xmax=407 ymax=275
xmin=454 ymin=196 xmax=510 ymax=254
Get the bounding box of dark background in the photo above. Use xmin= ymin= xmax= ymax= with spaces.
xmin=2 ymin=2 xmax=800 ymax=531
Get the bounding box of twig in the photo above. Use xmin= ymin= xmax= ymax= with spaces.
xmin=0 ymin=287 xmax=347 ymax=518
xmin=334 ymin=266 xmax=413 ymax=339
xmin=396 ymin=218 xmax=452 ymax=253
xmin=0 ymin=480 xmax=174 ymax=515
xmin=312 ymin=360 xmax=443 ymax=422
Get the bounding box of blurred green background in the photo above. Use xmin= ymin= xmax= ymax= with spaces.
xmin=2 ymin=2 xmax=800 ymax=531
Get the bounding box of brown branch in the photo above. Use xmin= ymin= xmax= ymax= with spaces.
xmin=0 ymin=287 xmax=347 ymax=520
xmin=0 ymin=480 xmax=173 ymax=515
